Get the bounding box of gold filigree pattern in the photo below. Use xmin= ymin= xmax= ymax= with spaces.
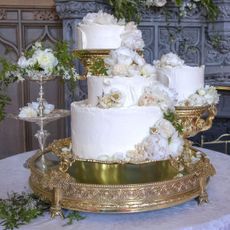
xmin=28 ymin=139 xmax=215 ymax=214
xmin=175 ymin=105 xmax=217 ymax=138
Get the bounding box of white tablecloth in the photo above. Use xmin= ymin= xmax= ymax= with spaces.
xmin=0 ymin=148 xmax=230 ymax=230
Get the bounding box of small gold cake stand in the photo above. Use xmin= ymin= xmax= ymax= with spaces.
xmin=28 ymin=138 xmax=215 ymax=217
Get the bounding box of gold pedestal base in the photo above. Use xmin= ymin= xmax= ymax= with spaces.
xmin=28 ymin=139 xmax=215 ymax=216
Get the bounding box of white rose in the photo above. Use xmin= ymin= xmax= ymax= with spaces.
xmin=112 ymin=64 xmax=128 ymax=76
xmin=168 ymin=133 xmax=184 ymax=157
xmin=17 ymin=56 xmax=28 ymax=68
xmin=19 ymin=106 xmax=37 ymax=118
xmin=155 ymin=52 xmax=184 ymax=67
xmin=33 ymin=49 xmax=58 ymax=72
xmin=141 ymin=64 xmax=156 ymax=78
xmin=156 ymin=119 xmax=176 ymax=139
xmin=197 ymin=88 xmax=206 ymax=96
xmin=133 ymin=53 xmax=145 ymax=66
xmin=127 ymin=65 xmax=141 ymax=77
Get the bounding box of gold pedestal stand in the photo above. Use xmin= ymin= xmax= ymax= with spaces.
xmin=28 ymin=138 xmax=215 ymax=217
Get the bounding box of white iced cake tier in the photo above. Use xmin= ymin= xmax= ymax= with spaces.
xmin=87 ymin=76 xmax=153 ymax=107
xmin=157 ymin=65 xmax=204 ymax=102
xmin=71 ymin=100 xmax=163 ymax=160
xmin=77 ymin=24 xmax=125 ymax=50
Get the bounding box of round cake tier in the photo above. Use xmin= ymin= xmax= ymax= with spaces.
xmin=157 ymin=65 xmax=204 ymax=102
xmin=77 ymin=24 xmax=125 ymax=50
xmin=71 ymin=100 xmax=163 ymax=160
xmin=87 ymin=76 xmax=153 ymax=107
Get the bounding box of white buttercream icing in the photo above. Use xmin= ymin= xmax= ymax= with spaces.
xmin=71 ymin=100 xmax=163 ymax=160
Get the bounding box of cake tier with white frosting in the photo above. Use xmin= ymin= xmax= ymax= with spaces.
xmin=71 ymin=100 xmax=163 ymax=160
xmin=87 ymin=76 xmax=153 ymax=107
xmin=77 ymin=25 xmax=125 ymax=50
xmin=157 ymin=65 xmax=204 ymax=102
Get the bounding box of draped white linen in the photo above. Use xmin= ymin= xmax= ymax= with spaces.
xmin=0 ymin=148 xmax=230 ymax=230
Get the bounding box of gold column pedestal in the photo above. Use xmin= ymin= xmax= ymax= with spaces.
xmin=28 ymin=138 xmax=215 ymax=216
xmin=73 ymin=49 xmax=111 ymax=79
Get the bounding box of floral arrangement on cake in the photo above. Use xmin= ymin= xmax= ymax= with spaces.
xmin=107 ymin=0 xmax=219 ymax=22
xmin=127 ymin=118 xmax=184 ymax=162
xmin=178 ymin=86 xmax=219 ymax=107
xmin=104 ymin=47 xmax=155 ymax=78
xmin=0 ymin=41 xmax=79 ymax=121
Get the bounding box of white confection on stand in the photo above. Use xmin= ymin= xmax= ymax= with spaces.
xmin=71 ymin=100 xmax=163 ymax=159
xmin=157 ymin=65 xmax=205 ymax=102
xmin=87 ymin=76 xmax=154 ymax=107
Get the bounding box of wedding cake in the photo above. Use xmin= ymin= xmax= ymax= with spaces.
xmin=77 ymin=11 xmax=144 ymax=50
xmin=72 ymin=13 xmax=184 ymax=162
xmin=155 ymin=53 xmax=205 ymax=102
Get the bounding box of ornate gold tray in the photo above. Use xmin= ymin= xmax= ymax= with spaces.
xmin=28 ymin=138 xmax=215 ymax=217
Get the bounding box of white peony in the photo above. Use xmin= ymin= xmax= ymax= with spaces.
xmin=168 ymin=132 xmax=184 ymax=158
xmin=154 ymin=52 xmax=184 ymax=68
xmin=80 ymin=10 xmax=125 ymax=25
xmin=111 ymin=64 xmax=129 ymax=76
xmin=139 ymin=82 xmax=177 ymax=112
xmin=121 ymin=22 xmax=145 ymax=50
xmin=155 ymin=119 xmax=176 ymax=139
xmin=203 ymin=86 xmax=219 ymax=105
xmin=141 ymin=64 xmax=156 ymax=78
xmin=19 ymin=106 xmax=37 ymax=118
xmin=17 ymin=56 xmax=28 ymax=68
xmin=30 ymin=101 xmax=55 ymax=114
xmin=33 ymin=49 xmax=58 ymax=73
xmin=133 ymin=53 xmax=145 ymax=66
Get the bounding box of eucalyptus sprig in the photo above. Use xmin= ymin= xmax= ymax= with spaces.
xmin=0 ymin=192 xmax=86 ymax=230
xmin=0 ymin=192 xmax=49 ymax=230
xmin=0 ymin=57 xmax=19 ymax=121
xmin=164 ymin=111 xmax=183 ymax=134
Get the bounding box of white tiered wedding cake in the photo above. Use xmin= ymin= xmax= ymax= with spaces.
xmin=71 ymin=12 xmax=184 ymax=162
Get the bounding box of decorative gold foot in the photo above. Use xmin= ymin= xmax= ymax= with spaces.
xmin=198 ymin=176 xmax=209 ymax=205
xmin=198 ymin=191 xmax=209 ymax=205
xmin=50 ymin=205 xmax=64 ymax=219
xmin=50 ymin=187 xmax=64 ymax=219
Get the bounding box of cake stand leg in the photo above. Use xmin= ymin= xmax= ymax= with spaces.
xmin=198 ymin=176 xmax=209 ymax=204
xmin=35 ymin=120 xmax=50 ymax=170
xmin=50 ymin=187 xmax=64 ymax=219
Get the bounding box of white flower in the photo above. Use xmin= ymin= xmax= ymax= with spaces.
xmin=80 ymin=10 xmax=125 ymax=25
xmin=121 ymin=22 xmax=145 ymax=50
xmin=178 ymin=85 xmax=219 ymax=106
xmin=140 ymin=64 xmax=156 ymax=78
xmin=133 ymin=53 xmax=145 ymax=66
xmin=168 ymin=132 xmax=184 ymax=157
xmin=139 ymin=82 xmax=177 ymax=112
xmin=17 ymin=56 xmax=28 ymax=68
xmin=19 ymin=106 xmax=37 ymax=118
xmin=154 ymin=52 xmax=184 ymax=68
xmin=33 ymin=49 xmax=58 ymax=73
xmin=30 ymin=101 xmax=55 ymax=114
xmin=155 ymin=119 xmax=176 ymax=139
xmin=111 ymin=64 xmax=129 ymax=76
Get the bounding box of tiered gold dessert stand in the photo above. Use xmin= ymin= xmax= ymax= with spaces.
xmin=28 ymin=50 xmax=217 ymax=217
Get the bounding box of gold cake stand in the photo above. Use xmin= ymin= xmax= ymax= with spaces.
xmin=28 ymin=138 xmax=215 ymax=217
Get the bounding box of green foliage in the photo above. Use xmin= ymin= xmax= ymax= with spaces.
xmin=107 ymin=0 xmax=142 ymax=22
xmin=164 ymin=111 xmax=183 ymax=134
xmin=89 ymin=58 xmax=108 ymax=76
xmin=0 ymin=192 xmax=49 ymax=230
xmin=200 ymin=0 xmax=219 ymax=22
xmin=0 ymin=57 xmax=18 ymax=121
xmin=0 ymin=192 xmax=86 ymax=230
xmin=64 ymin=211 xmax=86 ymax=225
xmin=106 ymin=0 xmax=219 ymax=23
